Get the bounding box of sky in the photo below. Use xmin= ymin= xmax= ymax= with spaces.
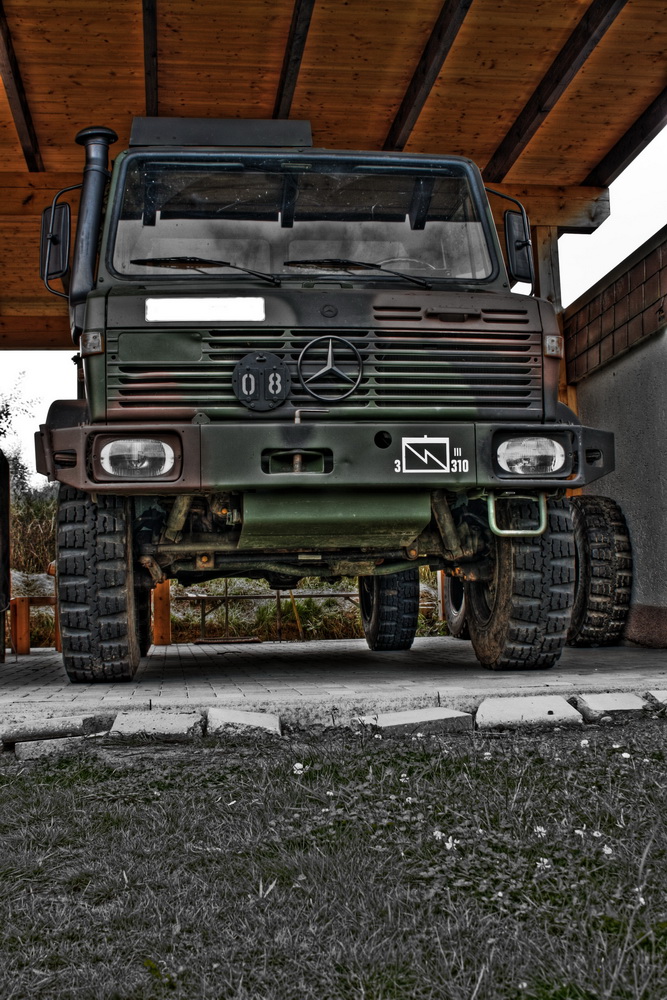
xmin=2 ymin=125 xmax=666 ymax=483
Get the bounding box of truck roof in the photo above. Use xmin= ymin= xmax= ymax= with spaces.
xmin=129 ymin=117 xmax=313 ymax=148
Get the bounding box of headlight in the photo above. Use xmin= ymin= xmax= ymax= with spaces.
xmin=99 ymin=438 xmax=175 ymax=478
xmin=497 ymin=437 xmax=566 ymax=475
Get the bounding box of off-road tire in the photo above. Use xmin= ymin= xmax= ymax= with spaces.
xmin=443 ymin=575 xmax=470 ymax=639
xmin=57 ymin=486 xmax=141 ymax=683
xmin=466 ymin=499 xmax=575 ymax=670
xmin=359 ymin=569 xmax=420 ymax=651
xmin=567 ymin=495 xmax=632 ymax=647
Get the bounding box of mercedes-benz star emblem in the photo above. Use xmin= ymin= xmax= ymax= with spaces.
xmin=297 ymin=336 xmax=363 ymax=402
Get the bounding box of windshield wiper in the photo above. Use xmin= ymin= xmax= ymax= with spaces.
xmin=283 ymin=258 xmax=432 ymax=289
xmin=130 ymin=256 xmax=281 ymax=286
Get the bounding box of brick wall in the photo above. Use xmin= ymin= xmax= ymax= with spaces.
xmin=564 ymin=224 xmax=667 ymax=383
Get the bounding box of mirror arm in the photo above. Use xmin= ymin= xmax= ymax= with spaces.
xmin=42 ymin=184 xmax=81 ymax=299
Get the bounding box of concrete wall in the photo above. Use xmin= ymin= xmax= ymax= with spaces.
xmin=576 ymin=328 xmax=667 ymax=646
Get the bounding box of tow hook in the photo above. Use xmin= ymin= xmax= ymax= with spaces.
xmin=487 ymin=491 xmax=548 ymax=537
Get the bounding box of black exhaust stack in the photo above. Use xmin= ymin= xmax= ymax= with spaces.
xmin=69 ymin=126 xmax=118 ymax=337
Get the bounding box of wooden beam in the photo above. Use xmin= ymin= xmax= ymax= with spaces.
xmin=142 ymin=0 xmax=158 ymax=117
xmin=383 ymin=0 xmax=473 ymax=151
xmin=488 ymin=183 xmax=609 ymax=233
xmin=0 ymin=316 xmax=71 ymax=349
xmin=273 ymin=0 xmax=316 ymax=119
xmin=483 ymin=0 xmax=629 ymax=183
xmin=583 ymin=86 xmax=667 ymax=187
xmin=0 ymin=2 xmax=43 ymax=171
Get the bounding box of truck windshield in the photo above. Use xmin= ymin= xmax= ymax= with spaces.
xmin=110 ymin=154 xmax=495 ymax=282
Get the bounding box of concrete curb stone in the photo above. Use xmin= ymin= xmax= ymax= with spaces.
xmin=476 ymin=695 xmax=583 ymax=730
xmin=15 ymin=736 xmax=87 ymax=760
xmin=110 ymin=711 xmax=204 ymax=740
xmin=573 ymin=692 xmax=649 ymax=721
xmin=206 ymin=707 xmax=282 ymax=736
xmin=0 ymin=712 xmax=115 ymax=745
xmin=355 ymin=706 xmax=473 ymax=735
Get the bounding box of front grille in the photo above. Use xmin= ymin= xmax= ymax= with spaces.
xmin=106 ymin=326 xmax=543 ymax=419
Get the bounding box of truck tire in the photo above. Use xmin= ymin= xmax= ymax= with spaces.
xmin=567 ymin=495 xmax=632 ymax=647
xmin=466 ymin=498 xmax=574 ymax=670
xmin=57 ymin=486 xmax=141 ymax=683
xmin=359 ymin=569 xmax=420 ymax=651
xmin=443 ymin=575 xmax=470 ymax=639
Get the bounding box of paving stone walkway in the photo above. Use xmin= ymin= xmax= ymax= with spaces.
xmin=1 ymin=637 xmax=665 ymax=714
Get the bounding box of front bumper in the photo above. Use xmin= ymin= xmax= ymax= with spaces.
xmin=37 ymin=419 xmax=614 ymax=494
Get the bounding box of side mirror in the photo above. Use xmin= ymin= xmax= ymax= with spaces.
xmin=40 ymin=202 xmax=71 ymax=282
xmin=504 ymin=209 xmax=533 ymax=286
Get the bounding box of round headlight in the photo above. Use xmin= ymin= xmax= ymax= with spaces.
xmin=99 ymin=439 xmax=175 ymax=478
xmin=497 ymin=437 xmax=566 ymax=475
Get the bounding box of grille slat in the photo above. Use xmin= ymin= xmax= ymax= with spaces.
xmin=107 ymin=327 xmax=543 ymax=417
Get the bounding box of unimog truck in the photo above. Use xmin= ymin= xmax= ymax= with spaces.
xmin=37 ymin=118 xmax=620 ymax=683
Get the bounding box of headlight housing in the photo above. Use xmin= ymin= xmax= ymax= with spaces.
xmin=95 ymin=437 xmax=179 ymax=479
xmin=497 ymin=436 xmax=566 ymax=475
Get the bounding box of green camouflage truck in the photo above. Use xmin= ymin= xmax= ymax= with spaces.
xmin=37 ymin=118 xmax=618 ymax=683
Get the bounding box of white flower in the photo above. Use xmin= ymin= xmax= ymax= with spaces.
xmin=326 ymin=790 xmax=334 ymax=797
xmin=400 ymin=773 xmax=409 ymax=783
xmin=621 ymin=752 xmax=631 ymax=759
xmin=534 ymin=825 xmax=547 ymax=838
xmin=592 ymin=830 xmax=602 ymax=838
xmin=444 ymin=836 xmax=460 ymax=851
xmin=433 ymin=830 xmax=444 ymax=841
xmin=580 ymin=739 xmax=590 ymax=747
xmin=292 ymin=762 xmax=308 ymax=774
xmin=405 ymin=796 xmax=415 ymax=804
xmin=536 ymin=858 xmax=552 ymax=871
xmin=483 ymin=752 xmax=492 ymax=759
xmin=602 ymin=845 xmax=613 ymax=855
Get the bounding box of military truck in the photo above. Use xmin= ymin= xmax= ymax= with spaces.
xmin=37 ymin=118 xmax=620 ymax=683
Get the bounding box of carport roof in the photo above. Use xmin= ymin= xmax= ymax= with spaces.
xmin=0 ymin=0 xmax=665 ymax=347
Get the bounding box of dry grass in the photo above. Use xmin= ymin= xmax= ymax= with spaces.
xmin=1 ymin=721 xmax=667 ymax=999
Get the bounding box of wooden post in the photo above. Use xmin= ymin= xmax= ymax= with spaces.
xmin=152 ymin=580 xmax=171 ymax=645
xmin=436 ymin=570 xmax=446 ymax=620
xmin=531 ymin=224 xmax=578 ymax=413
xmin=0 ymin=450 xmax=8 ymax=662
xmin=10 ymin=596 xmax=30 ymax=654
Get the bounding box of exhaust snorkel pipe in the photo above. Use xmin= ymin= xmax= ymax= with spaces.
xmin=69 ymin=125 xmax=118 ymax=341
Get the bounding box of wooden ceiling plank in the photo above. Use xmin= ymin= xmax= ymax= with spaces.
xmin=482 ymin=0 xmax=629 ymax=183
xmin=143 ymin=0 xmax=159 ymax=117
xmin=383 ymin=0 xmax=474 ymax=151
xmin=583 ymin=86 xmax=667 ymax=187
xmin=0 ymin=1 xmax=42 ymax=171
xmin=273 ymin=0 xmax=316 ymax=119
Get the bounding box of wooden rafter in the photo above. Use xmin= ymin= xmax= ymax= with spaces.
xmin=142 ymin=0 xmax=159 ymax=117
xmin=583 ymin=86 xmax=667 ymax=187
xmin=383 ymin=0 xmax=473 ymax=151
xmin=273 ymin=0 xmax=316 ymax=119
xmin=483 ymin=0 xmax=629 ymax=183
xmin=0 ymin=1 xmax=42 ymax=172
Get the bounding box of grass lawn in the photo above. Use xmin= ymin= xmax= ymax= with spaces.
xmin=1 ymin=721 xmax=666 ymax=999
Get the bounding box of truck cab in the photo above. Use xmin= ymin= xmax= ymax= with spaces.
xmin=38 ymin=118 xmax=614 ymax=682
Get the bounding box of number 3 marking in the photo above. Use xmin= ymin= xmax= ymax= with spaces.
xmin=394 ymin=459 xmax=402 ymax=472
